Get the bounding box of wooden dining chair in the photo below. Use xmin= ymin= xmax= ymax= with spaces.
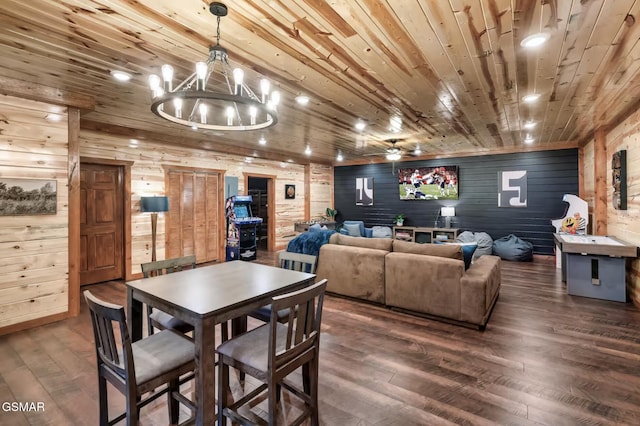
xmin=84 ymin=290 xmax=195 ymax=426
xmin=248 ymin=251 xmax=318 ymax=323
xmin=141 ymin=255 xmax=197 ymax=336
xmin=217 ymin=279 xmax=327 ymax=426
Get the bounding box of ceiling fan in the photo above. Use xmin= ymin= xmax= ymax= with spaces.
xmin=364 ymin=139 xmax=404 ymax=161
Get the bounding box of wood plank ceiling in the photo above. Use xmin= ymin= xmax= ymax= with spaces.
xmin=1 ymin=0 xmax=639 ymax=165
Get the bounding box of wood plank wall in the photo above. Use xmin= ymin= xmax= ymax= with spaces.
xmin=79 ymin=130 xmax=333 ymax=274
xmin=582 ymin=110 xmax=640 ymax=306
xmin=0 ymin=95 xmax=69 ymax=329
xmin=334 ymin=150 xmax=579 ymax=255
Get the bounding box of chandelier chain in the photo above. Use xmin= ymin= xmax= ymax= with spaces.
xmin=216 ymin=15 xmax=221 ymax=46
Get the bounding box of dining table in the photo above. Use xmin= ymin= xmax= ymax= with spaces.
xmin=125 ymin=260 xmax=316 ymax=425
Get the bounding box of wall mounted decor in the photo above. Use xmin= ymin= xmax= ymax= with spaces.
xmin=356 ymin=177 xmax=374 ymax=205
xmin=0 ymin=178 xmax=57 ymax=216
xmin=497 ymin=170 xmax=527 ymax=207
xmin=612 ymin=149 xmax=627 ymax=210
xmin=285 ymin=184 xmax=296 ymax=199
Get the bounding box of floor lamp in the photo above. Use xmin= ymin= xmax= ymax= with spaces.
xmin=140 ymin=196 xmax=169 ymax=262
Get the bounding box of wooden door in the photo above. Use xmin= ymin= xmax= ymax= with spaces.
xmin=165 ymin=168 xmax=221 ymax=263
xmin=80 ymin=163 xmax=124 ymax=284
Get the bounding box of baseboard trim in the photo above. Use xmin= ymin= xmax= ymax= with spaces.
xmin=0 ymin=312 xmax=69 ymax=337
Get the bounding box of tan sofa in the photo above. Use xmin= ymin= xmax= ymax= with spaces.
xmin=315 ymin=235 xmax=501 ymax=329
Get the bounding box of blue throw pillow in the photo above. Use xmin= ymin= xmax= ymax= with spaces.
xmin=460 ymin=243 xmax=477 ymax=270
xmin=343 ymin=223 xmax=362 ymax=237
xmin=308 ymin=223 xmax=322 ymax=232
xmin=434 ymin=241 xmax=477 ymax=270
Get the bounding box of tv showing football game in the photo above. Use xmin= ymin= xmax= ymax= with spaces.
xmin=398 ymin=166 xmax=459 ymax=200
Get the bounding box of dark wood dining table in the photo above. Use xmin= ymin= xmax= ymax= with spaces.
xmin=125 ymin=261 xmax=316 ymax=425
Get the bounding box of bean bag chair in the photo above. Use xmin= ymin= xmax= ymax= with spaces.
xmin=492 ymin=234 xmax=533 ymax=261
xmin=456 ymin=231 xmax=493 ymax=260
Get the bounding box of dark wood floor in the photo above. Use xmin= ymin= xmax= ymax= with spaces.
xmin=2 ymin=253 xmax=640 ymax=425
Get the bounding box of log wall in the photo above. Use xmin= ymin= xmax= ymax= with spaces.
xmin=79 ymin=130 xmax=332 ymax=274
xmin=603 ymin=113 xmax=640 ymax=306
xmin=0 ymin=95 xmax=69 ymax=329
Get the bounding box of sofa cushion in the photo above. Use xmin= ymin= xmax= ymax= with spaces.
xmin=343 ymin=222 xmax=362 ymax=237
xmin=316 ymin=244 xmax=386 ymax=303
xmin=392 ymin=240 xmax=463 ymax=261
xmin=335 ymin=234 xmax=393 ymax=251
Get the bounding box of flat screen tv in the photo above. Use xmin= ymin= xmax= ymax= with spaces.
xmin=398 ymin=166 xmax=459 ymax=200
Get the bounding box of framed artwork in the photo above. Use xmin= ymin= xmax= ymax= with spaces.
xmin=356 ymin=177 xmax=373 ymax=206
xmin=612 ymin=149 xmax=627 ymax=210
xmin=285 ymin=184 xmax=296 ymax=199
xmin=497 ymin=171 xmax=527 ymax=207
xmin=0 ymin=178 xmax=57 ymax=216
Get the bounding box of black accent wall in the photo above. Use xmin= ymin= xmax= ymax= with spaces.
xmin=334 ymin=149 xmax=578 ymax=255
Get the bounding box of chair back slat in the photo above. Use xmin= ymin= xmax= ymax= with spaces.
xmin=141 ymin=255 xmax=197 ymax=278
xmin=278 ymin=252 xmax=317 ymax=274
xmin=84 ymin=290 xmax=132 ymax=378
xmin=270 ymin=279 xmax=327 ymax=370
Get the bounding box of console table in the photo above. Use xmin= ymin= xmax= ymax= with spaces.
xmin=393 ymin=226 xmax=460 ymax=244
xmin=294 ymin=221 xmax=336 ymax=233
xmin=553 ymin=234 xmax=639 ymax=302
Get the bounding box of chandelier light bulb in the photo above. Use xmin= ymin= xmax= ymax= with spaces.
xmin=199 ymin=103 xmax=208 ymax=124
xmin=305 ymin=145 xmax=312 ymax=155
xmin=337 ymin=152 xmax=344 ymax=162
xmin=226 ymin=106 xmax=235 ymax=126
xmin=270 ymin=90 xmax=281 ymax=106
xmin=173 ymin=98 xmax=183 ymax=119
xmin=249 ymin=106 xmax=257 ymax=125
xmin=161 ymin=65 xmax=174 ymax=91
xmin=148 ymin=74 xmax=161 ymax=97
xmin=196 ymin=62 xmax=207 ymax=90
xmin=260 ymin=79 xmax=270 ymax=103
xmin=233 ymin=68 xmax=244 ymax=95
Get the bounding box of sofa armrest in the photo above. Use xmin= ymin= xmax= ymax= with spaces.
xmin=385 ymin=252 xmax=465 ymax=320
xmin=459 ymin=255 xmax=501 ymax=325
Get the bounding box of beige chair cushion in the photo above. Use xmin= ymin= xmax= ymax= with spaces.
xmin=216 ymin=323 xmax=288 ymax=375
xmin=392 ymin=240 xmax=463 ymax=260
xmin=132 ymin=330 xmax=194 ymax=385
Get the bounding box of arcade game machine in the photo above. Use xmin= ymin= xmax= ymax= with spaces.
xmin=225 ymin=195 xmax=263 ymax=261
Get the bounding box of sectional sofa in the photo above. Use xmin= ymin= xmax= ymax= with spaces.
xmin=315 ymin=233 xmax=501 ymax=329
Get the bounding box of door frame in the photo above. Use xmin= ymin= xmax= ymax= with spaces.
xmin=243 ymin=173 xmax=276 ymax=252
xmin=80 ymin=157 xmax=133 ymax=282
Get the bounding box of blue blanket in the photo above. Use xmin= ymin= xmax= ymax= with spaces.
xmin=287 ymin=229 xmax=336 ymax=256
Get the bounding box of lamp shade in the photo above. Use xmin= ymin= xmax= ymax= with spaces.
xmin=441 ymin=206 xmax=455 ymax=217
xmin=140 ymin=196 xmax=169 ymax=213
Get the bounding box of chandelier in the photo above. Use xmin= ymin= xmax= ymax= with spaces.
xmin=148 ymin=2 xmax=279 ymax=131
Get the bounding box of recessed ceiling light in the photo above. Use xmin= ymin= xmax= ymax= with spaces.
xmin=523 ymin=121 xmax=536 ymax=130
xmin=295 ymin=95 xmax=310 ymax=105
xmin=304 ymin=145 xmax=312 ymax=155
xmin=414 ymin=146 xmax=422 ymax=155
xmin=259 ymin=136 xmax=267 ymax=145
xmin=522 ymin=94 xmax=540 ymax=103
xmin=521 ymin=33 xmax=550 ymax=48
xmin=524 ymin=134 xmax=535 ymax=144
xmin=355 ymin=120 xmax=366 ymax=131
xmin=110 ymin=70 xmax=131 ymax=82
xmin=129 ymin=139 xmax=139 ymax=145
xmin=336 ymin=152 xmax=344 ymax=162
